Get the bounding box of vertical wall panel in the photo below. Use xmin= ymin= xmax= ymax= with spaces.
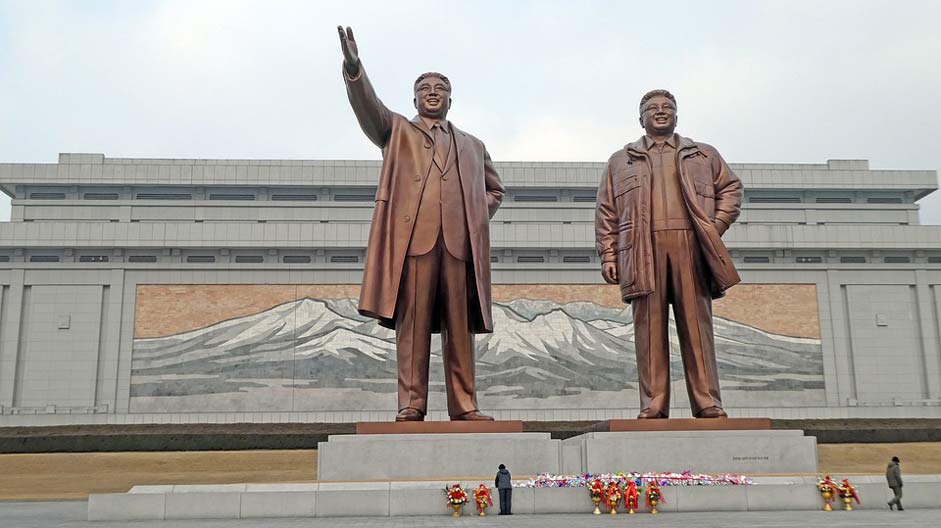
xmin=0 ymin=271 xmax=25 ymax=408
xmin=13 ymin=285 xmax=103 ymax=408
xmin=847 ymin=285 xmax=924 ymax=403
xmin=94 ymin=270 xmax=126 ymax=411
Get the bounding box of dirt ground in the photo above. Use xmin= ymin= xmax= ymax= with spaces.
xmin=0 ymin=450 xmax=317 ymax=501
xmin=1 ymin=443 xmax=939 ymax=501
xmin=816 ymin=442 xmax=941 ymax=474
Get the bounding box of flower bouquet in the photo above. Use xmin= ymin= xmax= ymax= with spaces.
xmin=645 ymin=480 xmax=662 ymax=514
xmin=601 ymin=482 xmax=623 ymax=515
xmin=624 ymin=481 xmax=639 ymax=514
xmin=588 ymin=478 xmax=605 ymax=514
xmin=837 ymin=479 xmax=860 ymax=511
xmin=473 ymin=484 xmax=492 ymax=516
xmin=817 ymin=475 xmax=838 ymax=511
xmin=444 ymin=484 xmax=468 ymax=517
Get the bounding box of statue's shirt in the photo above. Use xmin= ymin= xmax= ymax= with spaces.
xmin=646 ymin=134 xmax=693 ymax=232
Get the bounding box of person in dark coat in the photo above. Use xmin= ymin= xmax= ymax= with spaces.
xmin=887 ymin=456 xmax=904 ymax=510
xmin=495 ymin=464 xmax=512 ymax=514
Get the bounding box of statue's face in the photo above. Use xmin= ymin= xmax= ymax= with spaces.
xmin=639 ymin=95 xmax=677 ymax=135
xmin=413 ymin=76 xmax=451 ymax=119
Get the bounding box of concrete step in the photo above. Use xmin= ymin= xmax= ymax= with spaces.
xmin=88 ymin=476 xmax=941 ymax=521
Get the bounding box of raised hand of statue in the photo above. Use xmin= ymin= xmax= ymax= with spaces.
xmin=337 ymin=25 xmax=360 ymax=77
xmin=602 ymin=262 xmax=618 ymax=284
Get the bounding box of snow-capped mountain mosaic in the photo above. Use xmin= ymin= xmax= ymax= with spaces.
xmin=129 ymin=297 xmax=824 ymax=412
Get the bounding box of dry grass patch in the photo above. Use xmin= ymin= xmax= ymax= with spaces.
xmin=0 ymin=450 xmax=316 ymax=501
xmin=817 ymin=442 xmax=941 ymax=475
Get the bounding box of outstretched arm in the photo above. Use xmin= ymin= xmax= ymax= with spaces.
xmin=338 ymin=26 xmax=393 ymax=148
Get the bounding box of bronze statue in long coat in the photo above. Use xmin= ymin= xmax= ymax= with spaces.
xmin=338 ymin=27 xmax=504 ymax=421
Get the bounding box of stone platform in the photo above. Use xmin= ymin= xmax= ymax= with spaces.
xmin=561 ymin=429 xmax=817 ymax=474
xmin=598 ymin=417 xmax=772 ymax=431
xmin=354 ymin=420 xmax=523 ymax=434
xmin=317 ymin=432 xmax=559 ymax=481
xmin=87 ymin=476 xmax=941 ymax=520
xmin=318 ymin=424 xmax=816 ymax=481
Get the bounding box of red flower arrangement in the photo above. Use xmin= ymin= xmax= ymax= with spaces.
xmin=645 ymin=480 xmax=663 ymax=514
xmin=473 ymin=484 xmax=493 ymax=516
xmin=838 ymin=479 xmax=860 ymax=511
xmin=817 ymin=475 xmax=838 ymax=511
xmin=445 ymin=484 xmax=468 ymax=517
xmin=601 ymin=482 xmax=623 ymax=515
xmin=625 ymin=481 xmax=639 ymax=514
xmin=588 ymin=478 xmax=605 ymax=514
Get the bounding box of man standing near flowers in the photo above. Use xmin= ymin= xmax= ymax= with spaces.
xmin=495 ymin=464 xmax=512 ymax=514
xmin=595 ymin=89 xmax=743 ymax=419
xmin=338 ymin=26 xmax=505 ymax=422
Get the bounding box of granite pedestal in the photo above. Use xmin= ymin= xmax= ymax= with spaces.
xmin=355 ymin=420 xmax=523 ymax=434
xmin=598 ymin=417 xmax=772 ymax=432
xmin=561 ymin=429 xmax=818 ymax=474
xmin=317 ymin=432 xmax=560 ymax=481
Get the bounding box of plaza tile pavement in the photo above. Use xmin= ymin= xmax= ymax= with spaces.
xmin=2 ymin=501 xmax=940 ymax=528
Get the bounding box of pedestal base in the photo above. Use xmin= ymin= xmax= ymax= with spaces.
xmin=355 ymin=420 xmax=523 ymax=434
xmin=317 ymin=432 xmax=560 ymax=481
xmin=561 ymin=429 xmax=817 ymax=474
xmin=598 ymin=417 xmax=771 ymax=432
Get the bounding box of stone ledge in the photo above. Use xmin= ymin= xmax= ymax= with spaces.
xmin=355 ymin=420 xmax=524 ymax=434
xmin=600 ymin=417 xmax=772 ymax=432
xmin=87 ymin=480 xmax=941 ymax=520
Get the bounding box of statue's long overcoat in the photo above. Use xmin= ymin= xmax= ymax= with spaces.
xmin=343 ymin=65 xmax=505 ymax=332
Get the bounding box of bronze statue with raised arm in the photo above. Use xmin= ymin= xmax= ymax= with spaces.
xmin=595 ymin=89 xmax=743 ymax=419
xmin=337 ymin=26 xmax=505 ymax=422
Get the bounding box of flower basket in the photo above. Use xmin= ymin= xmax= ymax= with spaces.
xmin=837 ymin=479 xmax=860 ymax=511
xmin=817 ymin=476 xmax=838 ymax=511
xmin=444 ymin=484 xmax=468 ymax=517
xmin=588 ymin=479 xmax=605 ymax=514
xmin=472 ymin=484 xmax=492 ymax=516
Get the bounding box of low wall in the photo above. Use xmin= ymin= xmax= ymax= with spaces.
xmin=88 ymin=477 xmax=941 ymax=521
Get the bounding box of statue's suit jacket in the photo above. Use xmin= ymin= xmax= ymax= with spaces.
xmin=343 ymin=64 xmax=505 ymax=333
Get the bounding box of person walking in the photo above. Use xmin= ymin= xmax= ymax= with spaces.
xmin=887 ymin=456 xmax=904 ymax=510
xmin=495 ymin=464 xmax=512 ymax=515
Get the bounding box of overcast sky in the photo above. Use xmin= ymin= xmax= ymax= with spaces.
xmin=1 ymin=0 xmax=940 ymax=222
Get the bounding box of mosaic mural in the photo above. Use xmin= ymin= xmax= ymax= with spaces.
xmin=129 ymin=284 xmax=824 ymax=412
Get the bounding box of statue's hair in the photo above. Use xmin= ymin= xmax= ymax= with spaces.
xmin=414 ymin=72 xmax=451 ymax=92
xmin=639 ymin=89 xmax=677 ymax=115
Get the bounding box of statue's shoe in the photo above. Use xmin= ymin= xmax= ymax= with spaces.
xmin=694 ymin=406 xmax=728 ymax=418
xmin=451 ymin=410 xmax=494 ymax=421
xmin=395 ymin=408 xmax=426 ymax=422
xmin=636 ymin=408 xmax=668 ymax=419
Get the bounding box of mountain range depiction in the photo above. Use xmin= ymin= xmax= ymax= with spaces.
xmin=129 ymin=286 xmax=823 ymax=414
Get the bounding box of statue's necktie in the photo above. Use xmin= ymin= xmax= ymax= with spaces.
xmin=432 ymin=123 xmax=449 ymax=172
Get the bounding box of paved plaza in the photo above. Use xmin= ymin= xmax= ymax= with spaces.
xmin=2 ymin=501 xmax=940 ymax=528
